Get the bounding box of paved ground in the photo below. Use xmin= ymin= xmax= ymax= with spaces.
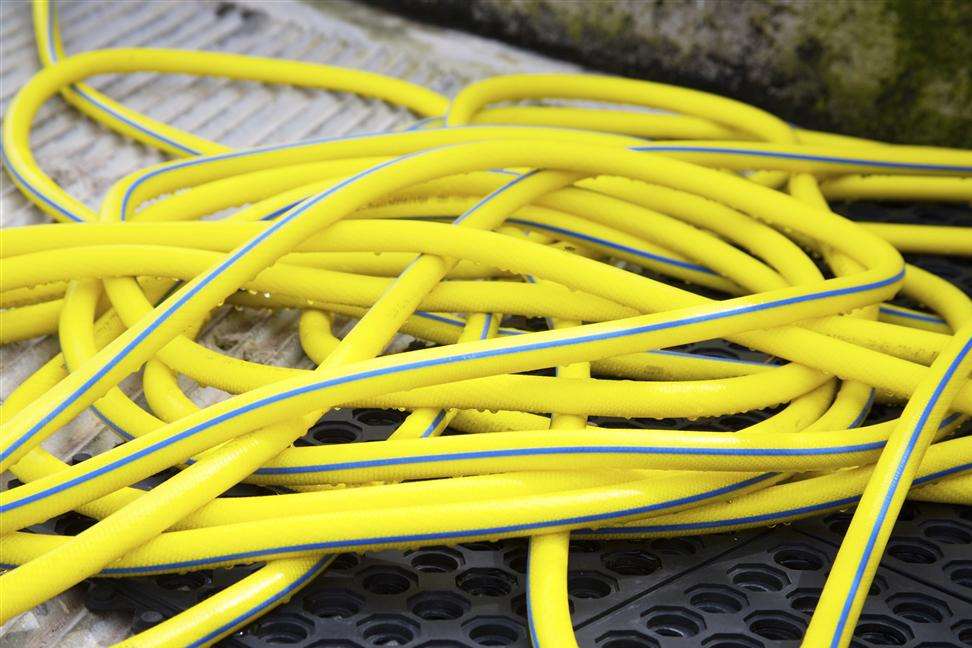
xmin=0 ymin=1 xmax=571 ymax=644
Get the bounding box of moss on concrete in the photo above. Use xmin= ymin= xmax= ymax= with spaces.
xmin=362 ymin=0 xmax=971 ymax=146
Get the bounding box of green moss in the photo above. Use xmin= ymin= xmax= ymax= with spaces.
xmin=368 ymin=0 xmax=971 ymax=145
xmin=880 ymin=0 xmax=972 ymax=146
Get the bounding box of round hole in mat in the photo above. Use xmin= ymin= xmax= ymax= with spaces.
xmin=687 ymin=585 xmax=746 ymax=614
xmin=567 ymin=571 xmax=615 ymax=599
xmin=887 ymin=539 xmax=941 ymax=564
xmin=923 ymin=522 xmax=972 ymax=545
xmin=643 ymin=607 xmax=703 ymax=638
xmin=746 ymin=612 xmax=805 ymax=641
xmin=303 ymin=588 xmax=363 ymax=619
xmin=360 ymin=566 xmax=416 ymax=595
xmin=360 ymin=615 xmax=417 ymax=647
xmin=410 ymin=592 xmax=470 ymax=621
xmin=250 ymin=615 xmax=312 ymax=645
xmin=456 ymin=568 xmax=516 ymax=597
xmin=465 ymin=617 xmax=521 ymax=647
xmin=852 ymin=616 xmax=912 ymax=646
xmin=601 ymin=550 xmax=661 ymax=576
xmin=729 ymin=565 xmax=788 ymax=592
xmin=889 ymin=593 xmax=949 ymax=624
xmin=409 ymin=547 xmax=463 ymax=574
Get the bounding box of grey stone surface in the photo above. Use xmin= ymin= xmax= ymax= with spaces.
xmin=0 ymin=0 xmax=571 ymax=643
xmin=361 ymin=0 xmax=972 ymax=147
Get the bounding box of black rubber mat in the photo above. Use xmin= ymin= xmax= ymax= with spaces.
xmin=59 ymin=201 xmax=972 ymax=647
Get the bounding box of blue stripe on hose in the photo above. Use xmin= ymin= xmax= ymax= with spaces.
xmin=631 ymin=145 xmax=972 ymax=174
xmin=479 ymin=313 xmax=494 ymax=340
xmin=453 ymin=170 xmax=537 ymax=225
xmin=45 ymin=3 xmax=199 ymax=156
xmin=10 ymin=104 xmax=969 ymax=225
xmin=402 ymin=214 xmax=714 ymax=278
xmin=580 ymin=412 xmax=966 ymax=536
xmin=415 ymin=311 xmax=465 ymax=327
xmin=251 ymin=441 xmax=886 ymax=477
xmin=114 ymin=135 xmax=972 ymax=220
xmin=586 ymin=464 xmax=967 ymax=535
xmin=117 ymin=136 xmax=356 ymax=220
xmin=91 ymin=407 xmax=134 ymax=441
xmin=260 ymin=202 xmax=296 ymax=221
xmin=419 ymin=315 xmax=492 ymax=438
xmin=849 ymin=389 xmax=876 ymax=430
xmin=0 ymin=153 xmax=416 ymax=465
xmin=95 ymin=473 xmax=777 ymax=574
xmin=526 ymin=547 xmax=542 ymax=648
xmin=0 ymin=146 xmax=84 ymax=222
xmin=117 ymin=129 xmax=417 ymax=220
xmin=419 ymin=410 xmax=447 ymax=439
xmin=186 ymin=556 xmax=332 ymax=648
xmin=415 ymin=312 xmax=774 ymax=366
xmin=405 ymin=116 xmax=438 ymax=131
xmin=3 ymin=450 xmax=967 ymax=573
xmin=72 ymin=87 xmax=199 ymax=155
xmin=507 ymin=218 xmax=715 ymax=275
xmin=831 ymin=337 xmax=972 ymax=648
xmin=0 ymin=267 xmax=904 ymax=512
xmin=879 ymin=305 xmax=946 ymax=325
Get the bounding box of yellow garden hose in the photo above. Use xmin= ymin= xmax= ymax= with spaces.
xmin=1 ymin=2 xmax=971 ymax=647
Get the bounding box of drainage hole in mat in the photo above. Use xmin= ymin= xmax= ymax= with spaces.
xmin=852 ymin=617 xmax=911 ymax=646
xmin=467 ymin=618 xmax=520 ymax=647
xmin=409 ymin=547 xmax=462 ymax=573
xmin=688 ymin=586 xmax=745 ymax=614
xmin=410 ymin=592 xmax=470 ymax=621
xmin=303 ymin=588 xmax=363 ymax=619
xmin=958 ymin=624 xmax=972 ymax=646
xmin=353 ymin=408 xmax=406 ymax=427
xmin=643 ymin=607 xmax=703 ymax=638
xmin=456 ymin=568 xmax=516 ymax=597
xmin=360 ymin=567 xmax=416 ymax=595
xmin=949 ymin=564 xmax=972 ymax=589
xmin=307 ymin=421 xmax=361 ymax=444
xmin=923 ymin=522 xmax=972 ymax=545
xmin=729 ymin=565 xmax=788 ymax=592
xmin=250 ymin=615 xmax=311 ymax=645
xmin=362 ymin=621 xmax=415 ymax=647
xmin=888 ymin=593 xmax=948 ymax=623
xmin=746 ymin=612 xmax=805 ymax=641
xmin=788 ymin=589 xmax=820 ymax=615
xmin=601 ymin=550 xmax=661 ymax=576
xmin=887 ymin=539 xmax=941 ymax=564
xmin=567 ymin=572 xmax=614 ymax=599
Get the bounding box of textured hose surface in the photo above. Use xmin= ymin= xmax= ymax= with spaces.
xmin=1 ymin=2 xmax=971 ymax=647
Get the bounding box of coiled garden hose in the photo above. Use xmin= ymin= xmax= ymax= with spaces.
xmin=1 ymin=1 xmax=971 ymax=647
